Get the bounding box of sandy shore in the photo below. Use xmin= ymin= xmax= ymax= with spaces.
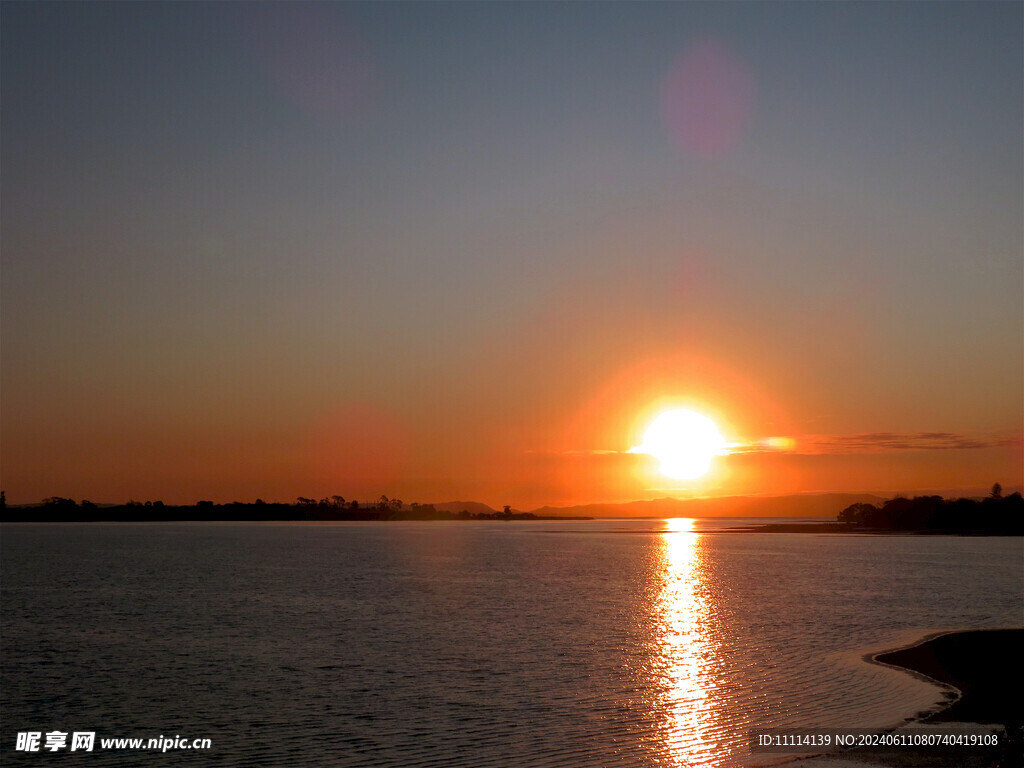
xmin=794 ymin=628 xmax=1023 ymax=768
xmin=874 ymin=628 xmax=1023 ymax=728
xmin=720 ymin=522 xmax=1013 ymax=535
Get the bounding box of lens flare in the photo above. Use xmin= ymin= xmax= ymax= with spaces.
xmin=661 ymin=38 xmax=755 ymax=157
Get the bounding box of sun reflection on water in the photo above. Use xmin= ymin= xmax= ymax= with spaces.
xmin=656 ymin=518 xmax=722 ymax=768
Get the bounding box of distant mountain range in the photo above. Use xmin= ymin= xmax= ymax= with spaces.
xmin=524 ymin=493 xmax=888 ymax=519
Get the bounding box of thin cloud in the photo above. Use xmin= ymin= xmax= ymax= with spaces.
xmin=530 ymin=431 xmax=1021 ymax=457
xmin=524 ymin=449 xmax=625 ymax=456
xmin=738 ymin=431 xmax=1022 ymax=455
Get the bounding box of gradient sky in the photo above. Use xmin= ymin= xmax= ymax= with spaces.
xmin=3 ymin=2 xmax=1021 ymax=509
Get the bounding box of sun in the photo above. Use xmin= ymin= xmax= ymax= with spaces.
xmin=630 ymin=409 xmax=727 ymax=480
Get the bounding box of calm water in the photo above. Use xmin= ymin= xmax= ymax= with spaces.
xmin=2 ymin=520 xmax=1021 ymax=767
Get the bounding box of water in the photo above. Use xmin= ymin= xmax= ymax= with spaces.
xmin=2 ymin=520 xmax=1021 ymax=766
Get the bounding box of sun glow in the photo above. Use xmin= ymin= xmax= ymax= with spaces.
xmin=631 ymin=409 xmax=727 ymax=480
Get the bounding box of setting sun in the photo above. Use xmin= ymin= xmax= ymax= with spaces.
xmin=631 ymin=409 xmax=728 ymax=480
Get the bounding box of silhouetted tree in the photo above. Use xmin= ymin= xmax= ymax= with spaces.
xmin=991 ymin=482 xmax=1003 ymax=499
xmin=43 ymin=496 xmax=77 ymax=510
xmin=839 ymin=502 xmax=877 ymax=525
xmin=839 ymin=492 xmax=1023 ymax=534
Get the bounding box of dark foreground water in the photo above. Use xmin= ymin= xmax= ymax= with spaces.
xmin=2 ymin=520 xmax=1021 ymax=767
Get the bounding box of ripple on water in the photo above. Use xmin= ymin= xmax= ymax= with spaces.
xmin=1 ymin=522 xmax=1020 ymax=767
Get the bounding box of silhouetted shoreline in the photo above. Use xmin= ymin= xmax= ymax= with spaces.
xmin=1 ymin=498 xmax=594 ymax=523
xmin=795 ymin=629 xmax=1023 ymax=768
xmin=722 ymin=522 xmax=1022 ymax=536
xmin=730 ymin=491 xmax=1023 ymax=536
xmin=873 ymin=629 xmax=1023 ymax=727
xmin=4 ymin=491 xmax=1020 ymax=533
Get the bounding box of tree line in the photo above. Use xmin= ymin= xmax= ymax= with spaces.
xmin=838 ymin=484 xmax=1022 ymax=534
xmin=1 ymin=494 xmax=537 ymax=522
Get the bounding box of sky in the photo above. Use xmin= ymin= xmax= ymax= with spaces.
xmin=2 ymin=1 xmax=1021 ymax=509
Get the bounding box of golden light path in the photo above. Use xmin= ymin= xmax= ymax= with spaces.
xmin=657 ymin=518 xmax=722 ymax=768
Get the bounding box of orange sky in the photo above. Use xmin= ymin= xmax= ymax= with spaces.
xmin=6 ymin=343 xmax=1020 ymax=509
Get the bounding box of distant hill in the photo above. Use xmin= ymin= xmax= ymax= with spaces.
xmin=528 ymin=493 xmax=888 ymax=519
xmin=430 ymin=501 xmax=498 ymax=516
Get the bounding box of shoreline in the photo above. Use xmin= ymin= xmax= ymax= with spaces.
xmin=795 ymin=628 xmax=1023 ymax=768
xmin=871 ymin=628 xmax=1023 ymax=727
xmin=721 ymin=522 xmax=1021 ymax=536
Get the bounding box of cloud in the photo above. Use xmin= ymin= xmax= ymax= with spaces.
xmin=531 ymin=431 xmax=1022 ymax=458
xmin=524 ymin=449 xmax=624 ymax=456
xmin=736 ymin=431 xmax=1022 ymax=456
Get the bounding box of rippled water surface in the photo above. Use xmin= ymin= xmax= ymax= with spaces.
xmin=2 ymin=520 xmax=1021 ymax=766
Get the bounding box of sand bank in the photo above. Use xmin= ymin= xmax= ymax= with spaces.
xmin=794 ymin=628 xmax=1022 ymax=768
